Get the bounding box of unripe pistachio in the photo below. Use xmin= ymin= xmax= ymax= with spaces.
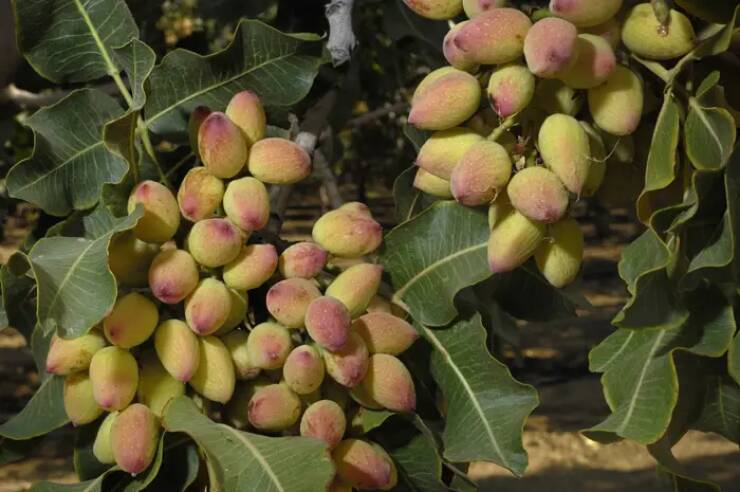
xmin=333 ymin=439 xmax=398 ymax=490
xmin=305 ymin=297 xmax=352 ymax=352
xmin=148 ymin=249 xmax=199 ymax=304
xmin=507 ymin=166 xmax=569 ymax=223
xmin=266 ymin=278 xmax=321 ymax=329
xmin=549 ymin=0 xmax=622 ymax=27
xmin=535 ymin=218 xmax=584 ymax=287
xmin=366 ymin=296 xmax=408 ymax=319
xmin=137 ymin=351 xmax=185 ymax=417
xmin=359 ymin=354 xmax=416 ymax=412
xmin=409 ymin=68 xmax=481 ymax=131
xmin=278 ymin=242 xmax=328 ymax=279
xmin=103 ymin=292 xmax=158 ymax=349
xmin=588 ymin=65 xmax=644 ymax=137
xmin=283 ymin=345 xmax=325 ymax=395
xmin=198 ymin=112 xmax=248 ymax=179
xmin=185 ymin=278 xmax=232 ymax=336
xmin=462 ymin=0 xmax=507 ymax=18
xmin=187 ymin=218 xmax=243 ymax=268
xmin=524 ymin=17 xmax=578 ymax=78
xmin=223 ymin=244 xmax=278 ymax=291
xmin=582 ymin=18 xmax=622 ymax=49
xmin=188 ymin=106 xmax=212 ymax=154
xmin=622 ymin=4 xmax=695 ymax=60
xmin=225 ymin=379 xmax=270 ymax=429
xmin=247 ymin=138 xmax=311 ymax=185
xmin=453 ymin=9 xmax=532 ymax=65
xmin=128 ymin=180 xmax=180 ymax=243
xmin=413 ymin=168 xmax=453 ymax=198
xmin=325 ymin=263 xmax=383 ymax=318
xmin=217 ymin=288 xmax=249 ymax=335
xmin=401 ymin=0 xmax=463 ymax=20
xmin=222 ymin=330 xmax=261 ymax=380
xmin=353 ymin=312 xmax=419 ymax=355
xmin=64 ymin=371 xmax=104 ymax=425
xmin=538 ymin=113 xmax=591 ymax=195
xmin=89 ymin=346 xmax=138 ymax=411
xmin=533 ymin=79 xmax=582 ymax=116
xmin=225 ymin=90 xmax=267 ymax=147
xmin=46 ymin=329 xmax=106 ymax=375
xmin=487 ymin=190 xmax=514 ymax=230
xmin=488 ymin=210 xmax=546 ymax=273
xmin=189 ymin=336 xmax=236 ymax=403
xmin=443 ymin=22 xmax=478 ymax=72
xmin=93 ymin=411 xmax=118 ymax=464
xmin=300 ymin=400 xmax=346 ymax=449
xmin=416 ymin=128 xmax=483 ymax=180
xmin=246 ymin=322 xmax=293 ymax=370
xmin=487 ymin=63 xmax=535 ymax=118
xmin=350 ymin=383 xmax=384 ymax=409
xmin=248 ymin=383 xmax=302 ymax=432
xmin=110 ymin=403 xmax=159 ymax=475
xmin=223 ymin=177 xmax=270 ymax=233
xmin=108 ymin=231 xmax=159 ymax=287
xmin=323 ymin=331 xmax=370 ymax=388
xmin=177 ymin=167 xmax=224 ymax=222
xmin=450 ymin=140 xmax=512 ymax=206
xmin=580 ymin=122 xmax=608 ymax=197
xmin=312 ymin=204 xmax=383 ymax=258
xmin=557 ymin=34 xmax=616 ymax=89
xmin=154 ymin=319 xmax=200 ymax=382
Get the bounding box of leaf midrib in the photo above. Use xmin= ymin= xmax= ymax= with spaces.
xmin=11 ymin=141 xmax=106 ymax=194
xmin=689 ymin=98 xmax=726 ymax=161
xmin=220 ymin=424 xmax=285 ymax=492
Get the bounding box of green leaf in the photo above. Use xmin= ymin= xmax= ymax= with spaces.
xmin=392 ymin=166 xmax=439 ymax=223
xmin=6 ymin=89 xmax=129 ymax=216
xmin=146 ymin=438 xmax=200 ymax=492
xmin=30 ymin=477 xmax=107 ymax=492
xmin=383 ymin=0 xmax=447 ymax=50
xmin=13 ymin=0 xmax=138 ymax=83
xmin=729 ymin=332 xmax=740 ymax=384
xmin=348 ymin=408 xmax=394 ymax=436
xmin=693 ymin=374 xmax=740 ymax=443
xmin=145 ymin=19 xmax=324 ymax=137
xmin=421 ymin=312 xmax=538 ymax=475
xmin=0 ymin=437 xmax=43 ymax=466
xmin=73 ymin=421 xmax=111 ymax=481
xmin=0 ymin=375 xmax=68 ymax=439
xmin=112 ymin=39 xmax=156 ymax=110
xmin=0 ymin=265 xmax=37 ymax=340
xmin=382 ymin=201 xmax=490 ymax=327
xmin=162 ymin=396 xmax=335 ymax=492
xmin=684 ymin=98 xmax=736 ymax=171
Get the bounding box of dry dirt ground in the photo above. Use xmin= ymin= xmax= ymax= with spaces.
xmin=0 ymin=195 xmax=738 ymax=491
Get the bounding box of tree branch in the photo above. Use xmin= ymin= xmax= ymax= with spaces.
xmin=347 ymin=101 xmax=408 ymax=128
xmin=325 ymin=0 xmax=357 ymax=66
xmin=0 ymin=83 xmax=119 ymax=108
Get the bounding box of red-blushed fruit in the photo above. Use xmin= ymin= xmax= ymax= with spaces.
xmin=63 ymin=371 xmax=103 ymax=426
xmin=185 ymin=278 xmax=232 ymax=336
xmin=187 ymin=218 xmax=243 ymax=268
xmin=198 ymin=112 xmax=248 ymax=179
xmin=487 ymin=63 xmax=535 ymax=118
xmin=46 ymin=329 xmax=106 ymax=375
xmin=224 ymin=379 xmax=271 ymax=429
xmin=247 ymin=383 xmax=302 ymax=432
xmin=148 ymin=249 xmax=199 ymax=304
xmin=450 ymin=140 xmax=512 ymax=206
xmin=401 ymin=0 xmax=463 ymax=20
xmin=332 ymin=439 xmax=398 ymax=490
xmin=188 ymin=335 xmax=236 ymax=403
xmin=443 ymin=22 xmax=478 ymax=72
xmin=278 ymin=242 xmax=328 ymax=279
xmin=409 ymin=67 xmax=481 ymax=130
xmin=581 ymin=18 xmax=622 ymax=49
xmin=535 ymin=218 xmax=584 ymax=287
xmin=353 ymin=312 xmax=419 ymax=355
xmin=136 ymin=351 xmax=185 ymax=417
xmin=247 ymin=138 xmax=311 ymax=185
xmin=110 ymin=403 xmax=160 ymax=475
xmin=453 ymin=8 xmax=532 ymax=65
xmin=223 ymin=244 xmax=278 ymax=291
xmin=323 ymin=331 xmax=370 ymax=388
xmin=108 ymin=231 xmax=160 ymax=287
xmin=246 ymin=322 xmax=293 ymax=370
xmin=103 ymin=292 xmax=158 ymax=349
xmin=266 ymin=278 xmax=321 ymax=329
xmin=283 ymin=345 xmax=325 ymax=395
xmin=305 ymin=297 xmax=351 ymax=352
xmin=415 ymin=127 xmax=483 ymax=180
xmin=549 ymin=0 xmax=623 ymax=27
xmin=524 ymin=17 xmax=578 ymax=78
xmin=557 ymin=34 xmax=616 ymax=89
xmin=463 ymin=0 xmax=506 ymax=18
xmin=188 ymin=106 xmax=212 ymax=154
xmin=154 ymin=319 xmax=200 ymax=382
xmin=89 ymin=346 xmax=139 ymax=411
xmin=225 ymin=90 xmax=267 ymax=147
xmin=300 ymin=400 xmax=346 ymax=449
xmin=325 ymin=263 xmax=384 ymax=317
xmin=222 ymin=330 xmax=261 ymax=381
xmin=223 ymin=177 xmax=270 ymax=233
xmin=349 ymin=382 xmax=384 ymax=409
xmin=177 ymin=167 xmax=224 ymax=222
xmin=488 ymin=210 xmax=546 ymax=273
xmin=507 ymin=166 xmax=570 ymax=223
xmin=312 ymin=203 xmax=383 ymax=258
xmin=127 ymin=180 xmax=180 ymax=243
xmin=358 ymin=354 xmax=416 ymax=412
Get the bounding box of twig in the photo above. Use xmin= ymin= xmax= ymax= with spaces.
xmin=314 ymin=148 xmax=344 ymax=209
xmin=0 ymin=82 xmax=118 ymax=108
xmin=347 ymin=101 xmax=408 ymax=128
xmin=325 ymin=0 xmax=357 ymax=66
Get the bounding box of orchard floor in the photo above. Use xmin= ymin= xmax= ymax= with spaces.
xmin=0 ymin=192 xmax=738 ymax=492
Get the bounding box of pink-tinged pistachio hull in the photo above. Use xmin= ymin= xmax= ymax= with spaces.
xmin=108 ymin=231 xmax=160 ymax=287
xmin=622 ymin=4 xmax=695 ymax=60
xmin=443 ymin=22 xmax=478 ymax=72
xmin=148 ymin=249 xmax=199 ymax=304
xmin=266 ymin=278 xmax=321 ymax=329
xmin=246 ymin=322 xmax=293 ymax=370
xmin=177 ymin=167 xmax=224 ymax=222
xmin=409 ymin=67 xmax=481 ymax=130
xmin=535 ymin=218 xmax=584 ymax=287
xmin=323 ymin=331 xmax=370 ymax=388
xmin=402 ymin=0 xmax=462 ymax=19
xmin=524 ymin=17 xmax=578 ymax=78
xmin=416 ymin=128 xmax=483 ymax=180
xmin=581 ymin=18 xmax=622 ymax=49
xmin=225 ymin=379 xmax=271 ymax=429
xmin=463 ymin=0 xmax=507 ymax=17
xmin=137 ymin=351 xmax=185 ymax=417
xmin=588 ymin=65 xmax=643 ymax=136
xmin=223 ymin=177 xmax=270 ymax=233
xmin=188 ymin=335 xmax=236 ymax=403
xmin=488 ymin=210 xmax=546 ymax=273
xmin=538 ymin=114 xmax=592 ymax=195
xmin=89 ymin=346 xmax=139 ymax=411
xmin=549 ymin=0 xmax=623 ymax=27
xmin=453 ymin=9 xmax=532 ymax=65
xmin=507 ymin=166 xmax=569 ymax=223
xmin=188 ymin=106 xmax=212 ymax=154
xmin=154 ymin=319 xmax=200 ymax=382
xmin=222 ymin=330 xmax=261 ymax=381
xmin=127 ymin=180 xmax=181 ymax=243
xmin=333 ymin=439 xmax=398 ymax=490
xmin=93 ymin=411 xmax=117 ymax=464
xmin=185 ymin=278 xmax=232 ymax=336
xmin=103 ymin=292 xmax=159 ymax=348
xmin=450 ymin=140 xmax=512 ymax=206
xmin=312 ymin=204 xmax=383 ymax=258
xmin=305 ymin=297 xmax=352 ymax=352
xmin=247 ymin=383 xmax=302 ymax=432
xmin=353 ymin=312 xmax=419 ymax=355
xmin=198 ymin=112 xmax=248 ymax=179
xmin=225 ymin=90 xmax=267 ymax=147
xmin=300 ymin=400 xmax=346 ymax=449
xmin=247 ymin=138 xmax=311 ymax=185
xmin=283 ymin=345 xmax=325 ymax=395
xmin=217 ymin=288 xmax=249 ymax=334
xmin=222 ymin=244 xmax=278 ymax=290
xmin=278 ymin=242 xmax=328 ymax=279
xmin=187 ymin=218 xmax=243 ymax=268
xmin=487 ymin=63 xmax=535 ymax=118
xmin=349 ymin=383 xmax=384 ymax=410
xmin=63 ymin=371 xmax=104 ymax=425
xmin=557 ymin=34 xmax=616 ymax=89
xmin=413 ymin=168 xmax=453 ymax=198
xmin=325 ymin=263 xmax=383 ymax=318
xmin=46 ymin=329 xmax=106 ymax=375
xmin=359 ymin=354 xmax=416 ymax=412
xmin=110 ymin=403 xmax=160 ymax=475
xmin=533 ymin=79 xmax=583 ymax=116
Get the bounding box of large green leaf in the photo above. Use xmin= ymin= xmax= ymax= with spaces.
xmin=112 ymin=39 xmax=156 ymax=110
xmin=0 ymin=265 xmax=37 ymax=340
xmin=730 ymin=332 xmax=740 ymax=384
xmin=393 ymin=166 xmax=439 ymax=223
xmin=144 ymin=20 xmax=324 ymax=137
xmin=684 ymin=98 xmax=736 ymax=171
xmin=0 ymin=376 xmax=68 ymax=440
xmin=162 ymin=396 xmax=335 ymax=492
xmin=13 ymin=0 xmax=138 ymax=83
xmin=6 ymin=89 xmax=129 ymax=216
xmin=421 ymin=313 xmax=538 ymax=475
xmin=382 ymin=201 xmax=490 ymax=326
xmin=693 ymin=374 xmax=740 ymax=443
